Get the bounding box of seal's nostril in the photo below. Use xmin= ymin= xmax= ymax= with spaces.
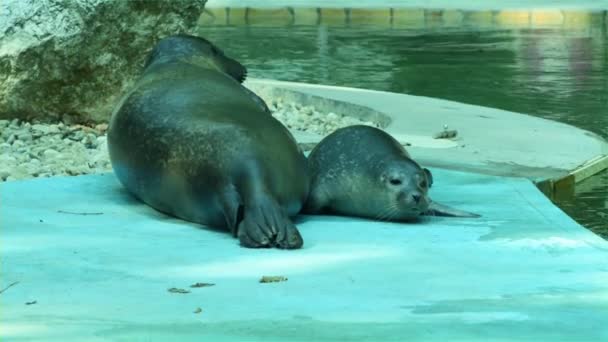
xmin=390 ymin=179 xmax=402 ymax=185
xmin=412 ymin=194 xmax=421 ymax=204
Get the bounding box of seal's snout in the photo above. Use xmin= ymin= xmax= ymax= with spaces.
xmin=397 ymin=189 xmax=429 ymax=212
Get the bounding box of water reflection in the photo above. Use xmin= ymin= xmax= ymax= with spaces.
xmin=198 ymin=9 xmax=607 ymax=238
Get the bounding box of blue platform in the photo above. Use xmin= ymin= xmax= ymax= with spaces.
xmin=1 ymin=170 xmax=607 ymax=341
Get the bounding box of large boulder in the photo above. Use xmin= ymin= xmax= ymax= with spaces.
xmin=0 ymin=0 xmax=207 ymax=123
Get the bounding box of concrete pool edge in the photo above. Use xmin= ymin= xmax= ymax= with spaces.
xmin=245 ymin=78 xmax=608 ymax=200
xmin=204 ymin=1 xmax=608 ymax=11
xmin=3 ymin=165 xmax=608 ymax=341
xmin=200 ymin=4 xmax=608 ymax=28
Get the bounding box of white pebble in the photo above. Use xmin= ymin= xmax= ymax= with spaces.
xmin=43 ymin=149 xmax=59 ymax=157
xmin=0 ymin=154 xmax=17 ymax=164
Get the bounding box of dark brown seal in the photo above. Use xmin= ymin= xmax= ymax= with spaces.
xmin=107 ymin=34 xmax=308 ymax=248
xmin=304 ymin=125 xmax=479 ymax=221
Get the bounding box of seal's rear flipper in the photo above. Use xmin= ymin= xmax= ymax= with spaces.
xmin=219 ymin=186 xmax=244 ymax=237
xmin=223 ymin=57 xmax=248 ymax=83
xmin=424 ymin=202 xmax=480 ymax=218
xmin=237 ymin=195 xmax=303 ymax=249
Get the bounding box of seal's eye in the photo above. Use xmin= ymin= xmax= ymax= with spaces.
xmin=389 ymin=179 xmax=402 ymax=186
xmin=420 ymin=180 xmax=428 ymax=188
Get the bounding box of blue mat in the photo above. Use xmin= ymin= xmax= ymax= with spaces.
xmin=1 ymin=170 xmax=607 ymax=341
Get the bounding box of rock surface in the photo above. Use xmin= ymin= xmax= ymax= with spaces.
xmin=0 ymin=0 xmax=207 ymax=123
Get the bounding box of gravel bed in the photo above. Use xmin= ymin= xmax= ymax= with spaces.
xmin=0 ymin=100 xmax=379 ymax=182
xmin=269 ymin=97 xmax=378 ymax=136
xmin=0 ymin=119 xmax=111 ymax=182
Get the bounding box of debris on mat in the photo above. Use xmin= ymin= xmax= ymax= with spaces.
xmin=190 ymin=282 xmax=215 ymax=288
xmin=433 ymin=124 xmax=458 ymax=139
xmin=168 ymin=287 xmax=190 ymax=294
xmin=0 ymin=281 xmax=19 ymax=294
xmin=259 ymin=276 xmax=288 ymax=283
xmin=57 ymin=210 xmax=104 ymax=215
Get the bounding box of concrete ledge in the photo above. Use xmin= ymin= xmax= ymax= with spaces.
xmin=246 ymin=78 xmax=608 ymax=199
xmin=2 ymin=169 xmax=608 ymax=340
xmin=205 ymin=0 xmax=608 ymax=11
xmin=199 ymin=4 xmax=607 ymax=29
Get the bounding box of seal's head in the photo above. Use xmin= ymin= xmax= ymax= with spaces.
xmin=305 ymin=125 xmax=479 ymax=220
xmin=372 ymin=159 xmax=434 ymax=221
xmin=143 ymin=34 xmax=247 ymax=82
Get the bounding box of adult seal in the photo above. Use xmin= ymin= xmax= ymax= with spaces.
xmin=107 ymin=34 xmax=308 ymax=249
xmin=304 ymin=125 xmax=479 ymax=221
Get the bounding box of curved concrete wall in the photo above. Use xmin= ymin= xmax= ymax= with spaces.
xmin=200 ymin=5 xmax=607 ymax=30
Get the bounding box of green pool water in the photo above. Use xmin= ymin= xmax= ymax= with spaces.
xmin=198 ymin=10 xmax=608 ymax=238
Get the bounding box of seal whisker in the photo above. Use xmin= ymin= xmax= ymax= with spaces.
xmin=376 ymin=203 xmax=399 ymax=222
xmin=375 ymin=205 xmax=393 ymax=221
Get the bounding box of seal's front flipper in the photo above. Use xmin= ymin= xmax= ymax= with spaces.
xmin=425 ymin=201 xmax=480 ymax=218
xmin=237 ymin=196 xmax=303 ymax=249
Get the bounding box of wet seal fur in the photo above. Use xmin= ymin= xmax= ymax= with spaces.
xmin=304 ymin=125 xmax=480 ymax=221
xmin=107 ymin=35 xmax=309 ymax=249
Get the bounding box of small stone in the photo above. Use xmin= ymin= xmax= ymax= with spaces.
xmin=0 ymin=120 xmax=9 ymax=128
xmin=0 ymin=155 xmax=17 ymax=164
xmin=95 ymin=123 xmax=108 ymax=132
xmin=72 ymin=131 xmax=85 ymax=140
xmin=32 ymin=124 xmax=59 ymax=135
xmin=96 ymin=135 xmax=107 ymax=146
xmin=82 ymin=135 xmax=96 ymax=149
xmin=43 ymin=149 xmax=59 ymax=157
xmin=15 ymin=150 xmax=29 ymax=160
xmin=302 ymin=106 xmax=313 ymax=115
xmin=17 ymin=132 xmax=32 ymax=142
xmin=11 ymin=165 xmax=28 ymax=179
xmin=0 ymin=168 xmax=10 ymax=180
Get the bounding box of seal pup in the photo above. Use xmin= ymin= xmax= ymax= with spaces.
xmin=107 ymin=34 xmax=308 ymax=249
xmin=304 ymin=125 xmax=479 ymax=221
